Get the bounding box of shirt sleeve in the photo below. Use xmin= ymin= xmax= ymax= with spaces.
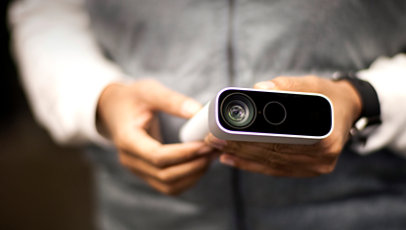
xmin=9 ymin=0 xmax=125 ymax=146
xmin=355 ymin=53 xmax=406 ymax=157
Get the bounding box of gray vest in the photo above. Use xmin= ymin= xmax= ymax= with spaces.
xmin=85 ymin=1 xmax=406 ymax=229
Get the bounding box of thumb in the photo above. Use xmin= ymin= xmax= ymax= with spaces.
xmin=254 ymin=81 xmax=276 ymax=90
xmin=135 ymin=80 xmax=202 ymax=119
xmin=254 ymin=76 xmax=314 ymax=92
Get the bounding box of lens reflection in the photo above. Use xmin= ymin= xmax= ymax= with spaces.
xmin=221 ymin=93 xmax=256 ymax=129
xmin=228 ymin=104 xmax=246 ymax=122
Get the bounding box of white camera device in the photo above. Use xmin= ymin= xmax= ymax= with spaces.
xmin=180 ymin=87 xmax=334 ymax=144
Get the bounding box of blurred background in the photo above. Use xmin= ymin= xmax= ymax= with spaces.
xmin=0 ymin=1 xmax=95 ymax=229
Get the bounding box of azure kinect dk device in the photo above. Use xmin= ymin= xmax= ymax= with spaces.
xmin=180 ymin=87 xmax=333 ymax=144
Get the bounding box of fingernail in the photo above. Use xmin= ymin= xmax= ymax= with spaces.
xmin=255 ymin=81 xmax=275 ymax=90
xmin=197 ymin=145 xmax=213 ymax=155
xmin=208 ymin=137 xmax=227 ymax=149
xmin=220 ymin=155 xmax=235 ymax=166
xmin=182 ymin=100 xmax=202 ymax=117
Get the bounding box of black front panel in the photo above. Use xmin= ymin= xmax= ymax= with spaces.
xmin=218 ymin=89 xmax=333 ymax=136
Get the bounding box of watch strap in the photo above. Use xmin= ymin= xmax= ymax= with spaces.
xmin=333 ymin=72 xmax=382 ymax=128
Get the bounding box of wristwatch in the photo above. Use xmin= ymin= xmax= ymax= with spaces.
xmin=333 ymin=72 xmax=382 ymax=143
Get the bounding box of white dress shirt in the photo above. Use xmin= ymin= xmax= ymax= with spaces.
xmin=9 ymin=0 xmax=123 ymax=145
xmin=8 ymin=0 xmax=406 ymax=156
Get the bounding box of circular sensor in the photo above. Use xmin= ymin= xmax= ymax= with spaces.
xmin=263 ymin=101 xmax=287 ymax=125
xmin=221 ymin=93 xmax=256 ymax=129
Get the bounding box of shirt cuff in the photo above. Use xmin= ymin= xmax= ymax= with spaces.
xmin=355 ymin=54 xmax=406 ymax=156
xmin=76 ymin=73 xmax=124 ymax=147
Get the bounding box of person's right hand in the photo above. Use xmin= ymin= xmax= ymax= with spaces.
xmin=97 ymin=79 xmax=215 ymax=195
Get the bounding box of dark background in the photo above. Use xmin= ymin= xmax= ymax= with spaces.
xmin=0 ymin=1 xmax=95 ymax=229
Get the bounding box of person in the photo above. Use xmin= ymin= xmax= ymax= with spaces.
xmin=9 ymin=0 xmax=406 ymax=229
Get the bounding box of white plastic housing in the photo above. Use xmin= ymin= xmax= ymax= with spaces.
xmin=180 ymin=87 xmax=334 ymax=145
xmin=179 ymin=103 xmax=210 ymax=142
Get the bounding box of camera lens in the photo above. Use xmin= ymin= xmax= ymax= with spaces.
xmin=263 ymin=101 xmax=287 ymax=125
xmin=221 ymin=93 xmax=256 ymax=129
xmin=228 ymin=104 xmax=247 ymax=122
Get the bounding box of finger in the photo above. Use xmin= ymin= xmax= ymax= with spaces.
xmin=205 ymin=133 xmax=228 ymax=150
xmin=220 ymin=154 xmax=319 ymax=177
xmin=134 ymin=80 xmax=202 ymax=118
xmin=226 ymin=145 xmax=333 ymax=169
xmin=254 ymin=76 xmax=321 ymax=93
xmin=129 ymin=167 xmax=207 ymax=195
xmin=205 ymin=133 xmax=329 ymax=165
xmin=257 ymin=137 xmax=343 ymax=158
xmin=121 ymin=129 xmax=213 ymax=168
xmin=119 ymin=152 xmax=211 ymax=183
xmin=304 ymin=157 xmax=338 ymax=175
xmin=146 ymin=115 xmax=163 ymax=142
xmin=206 ymin=132 xmax=339 ymax=173
xmin=223 ymin=137 xmax=338 ymax=156
xmin=206 ymin=132 xmax=320 ymax=156
xmin=253 ymin=81 xmax=276 ymax=90
xmin=217 ymin=137 xmax=338 ymax=175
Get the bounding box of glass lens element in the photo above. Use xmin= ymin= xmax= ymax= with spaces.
xmin=228 ymin=104 xmax=247 ymax=122
xmin=221 ymin=93 xmax=256 ymax=129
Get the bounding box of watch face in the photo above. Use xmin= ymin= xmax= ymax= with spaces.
xmin=217 ymin=89 xmax=333 ymax=137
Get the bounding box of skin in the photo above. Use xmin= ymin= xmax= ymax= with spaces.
xmin=97 ymin=79 xmax=216 ymax=195
xmin=206 ymin=75 xmax=362 ymax=177
xmin=97 ymin=76 xmax=361 ymax=194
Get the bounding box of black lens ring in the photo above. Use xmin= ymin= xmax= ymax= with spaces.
xmin=263 ymin=101 xmax=287 ymax=126
xmin=220 ymin=93 xmax=257 ymax=129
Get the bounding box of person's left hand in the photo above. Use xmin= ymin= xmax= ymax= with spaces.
xmin=205 ymin=75 xmax=362 ymax=177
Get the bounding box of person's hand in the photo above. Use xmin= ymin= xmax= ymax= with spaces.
xmin=206 ymin=76 xmax=362 ymax=177
xmin=97 ymin=79 xmax=215 ymax=195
